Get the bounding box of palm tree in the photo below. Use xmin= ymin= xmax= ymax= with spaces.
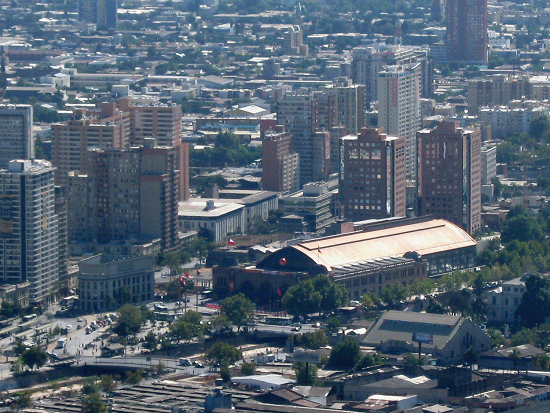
xmin=509 ymin=348 xmax=522 ymax=373
xmin=463 ymin=345 xmax=479 ymax=370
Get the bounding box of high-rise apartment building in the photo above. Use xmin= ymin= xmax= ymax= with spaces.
xmin=78 ymin=0 xmax=117 ymax=29
xmin=0 ymin=160 xmax=59 ymax=304
xmin=51 ymin=102 xmax=129 ymax=186
xmin=262 ymin=126 xmax=300 ymax=193
xmin=0 ymin=105 xmax=33 ymax=170
xmin=352 ymin=44 xmax=423 ymax=105
xmin=417 ymin=120 xmax=482 ymax=234
xmin=119 ymin=97 xmax=182 ymax=147
xmin=467 ymin=76 xmax=529 ymax=115
xmin=378 ymin=64 xmax=421 ymax=178
xmin=67 ymin=139 xmax=180 ymax=251
xmin=277 ymin=92 xmax=321 ymax=186
xmin=320 ymin=78 xmax=366 ymax=135
xmin=341 ymin=128 xmax=406 ymax=221
xmin=52 ymin=100 xmax=189 ymax=200
xmin=283 ymin=26 xmax=308 ymax=56
xmin=481 ymin=143 xmax=497 ymax=185
xmin=446 ymin=0 xmax=488 ymax=64
xmin=119 ymin=98 xmax=188 ymax=200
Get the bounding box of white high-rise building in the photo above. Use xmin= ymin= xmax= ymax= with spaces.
xmin=378 ymin=64 xmax=421 ymax=177
xmin=352 ymin=44 xmax=417 ymax=104
xmin=0 ymin=105 xmax=33 ymax=170
xmin=0 ymin=160 xmax=59 ymax=304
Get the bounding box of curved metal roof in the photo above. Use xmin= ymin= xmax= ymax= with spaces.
xmin=257 ymin=219 xmax=476 ymax=272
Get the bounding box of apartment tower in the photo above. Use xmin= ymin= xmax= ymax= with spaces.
xmin=67 ymin=139 xmax=180 ymax=251
xmin=51 ymin=102 xmax=129 ymax=186
xmin=341 ymin=128 xmax=406 ymax=221
xmin=417 ymin=120 xmax=482 ymax=234
xmin=262 ymin=126 xmax=300 ymax=193
xmin=78 ymin=0 xmax=117 ymax=29
xmin=0 ymin=105 xmax=33 ymax=169
xmin=119 ymin=97 xmax=189 ymax=200
xmin=0 ymin=160 xmax=59 ymax=304
xmin=446 ymin=0 xmax=488 ymax=64
xmin=378 ymin=64 xmax=421 ymax=178
xmin=277 ymin=92 xmax=322 ymax=185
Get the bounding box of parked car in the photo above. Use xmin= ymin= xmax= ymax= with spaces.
xmin=179 ymin=358 xmax=192 ymax=366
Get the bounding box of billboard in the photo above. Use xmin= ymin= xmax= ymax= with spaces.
xmin=412 ymin=332 xmax=434 ymax=344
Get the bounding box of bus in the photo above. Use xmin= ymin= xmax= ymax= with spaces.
xmin=60 ymin=295 xmax=79 ymax=309
xmin=265 ymin=316 xmax=292 ymax=326
xmin=22 ymin=314 xmax=37 ymax=322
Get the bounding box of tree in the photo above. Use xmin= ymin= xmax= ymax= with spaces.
xmin=313 ymin=274 xmax=349 ymax=313
xmin=169 ymin=312 xmax=204 ymax=343
xmin=21 ymin=345 xmax=48 ymax=371
xmin=502 ymin=213 xmax=544 ymax=243
xmin=283 ymin=275 xmax=348 ymax=317
xmin=100 ymin=375 xmax=117 ymax=393
xmin=509 ymin=348 xmax=522 ymax=372
xmin=487 ymin=328 xmax=506 ymax=348
xmin=204 ymin=342 xmax=242 ymax=367
xmin=124 ymin=370 xmax=143 ymax=385
xmin=210 ymin=314 xmax=231 ymax=333
xmin=282 ymin=279 xmax=322 ymax=317
xmin=13 ymin=337 xmax=27 ymax=356
xmin=293 ymin=362 xmax=318 ymax=385
xmin=361 ymin=292 xmax=380 ymax=308
xmin=220 ymin=294 xmax=255 ymax=332
xmin=142 ymin=331 xmax=158 ymax=352
xmin=328 ymin=339 xmax=361 ymax=369
xmin=536 ymin=353 xmax=550 ymax=370
xmin=241 ymin=362 xmax=255 ymax=375
xmin=354 ymin=353 xmax=383 ymax=371
xmin=463 ymin=346 xmax=479 ymax=369
xmin=516 ymin=275 xmax=550 ymax=327
xmin=82 ymin=376 xmax=100 ymax=395
xmin=409 ymin=278 xmax=436 ymax=296
xmin=510 ymin=328 xmax=543 ymax=347
xmin=113 ymin=304 xmax=144 ymax=337
xmin=163 ymin=252 xmax=182 ymax=278
xmin=403 ymin=353 xmax=425 ymax=369
xmin=81 ymin=391 xmax=107 ymax=413
xmin=529 ymin=116 xmax=550 ymax=142
xmin=379 ymin=282 xmax=409 ymax=305
xmin=295 ymin=331 xmax=328 ymax=349
xmin=220 ymin=365 xmax=231 ymax=383
xmin=324 ymin=317 xmax=342 ymax=335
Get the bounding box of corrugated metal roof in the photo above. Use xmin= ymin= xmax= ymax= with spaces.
xmin=362 ymin=310 xmax=463 ymax=349
xmin=292 ymin=219 xmax=476 ymax=270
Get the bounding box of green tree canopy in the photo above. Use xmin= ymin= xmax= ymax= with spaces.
xmin=516 ymin=275 xmax=550 ymax=327
xmin=220 ymin=293 xmax=255 ymax=332
xmin=328 ymin=338 xmax=361 ymax=369
xmin=353 ymin=352 xmax=383 ymax=371
xmin=501 ymin=212 xmax=544 ymax=243
xmin=204 ymin=342 xmax=242 ymax=366
xmin=113 ymin=304 xmax=145 ymax=337
xmin=169 ymin=311 xmax=204 ymax=343
xmin=20 ymin=345 xmax=48 ymax=371
xmin=294 ymin=330 xmax=328 ymax=349
xmin=293 ymin=361 xmax=319 ymax=385
xmin=81 ymin=386 xmax=108 ymax=413
xmin=143 ymin=331 xmax=158 ymax=352
xmin=282 ymin=275 xmax=349 ymax=317
xmin=241 ymin=362 xmax=255 ymax=375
